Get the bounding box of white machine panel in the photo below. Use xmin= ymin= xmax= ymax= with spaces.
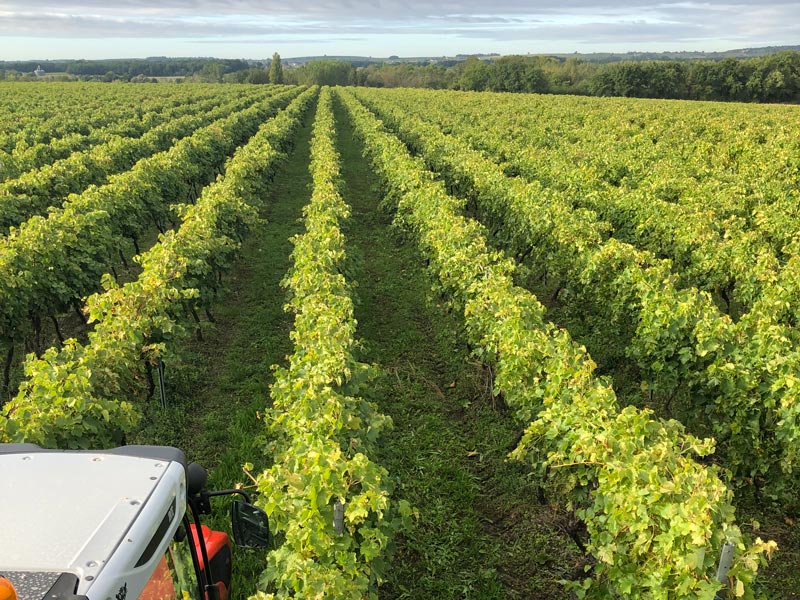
xmin=0 ymin=451 xmax=168 ymax=579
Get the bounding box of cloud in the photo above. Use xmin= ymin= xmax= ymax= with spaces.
xmin=0 ymin=1 xmax=796 ymax=54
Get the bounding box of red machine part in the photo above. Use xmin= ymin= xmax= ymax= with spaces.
xmin=190 ymin=525 xmax=232 ymax=600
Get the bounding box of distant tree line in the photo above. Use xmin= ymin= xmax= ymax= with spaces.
xmin=66 ymin=58 xmax=251 ymax=77
xmin=358 ymin=52 xmax=800 ymax=103
xmin=588 ymin=54 xmax=800 ymax=102
xmin=2 ymin=51 xmax=799 ymax=103
xmin=0 ymin=58 xmax=250 ymax=77
xmin=249 ymin=52 xmax=799 ymax=103
xmin=0 ymin=57 xmax=262 ymax=83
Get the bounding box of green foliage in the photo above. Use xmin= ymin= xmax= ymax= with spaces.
xmin=0 ymin=91 xmax=263 ymax=232
xmin=359 ymin=62 xmax=456 ymax=89
xmin=251 ymin=88 xmax=410 ymax=600
xmin=485 ymin=56 xmax=549 ymax=94
xmin=352 ymin=86 xmax=800 ymax=500
xmin=590 ymin=61 xmax=689 ymax=98
xmin=0 ymin=88 xmax=227 ymax=182
xmin=2 ymin=76 xmax=798 ymax=597
xmin=334 ymin=51 xmax=800 ymax=103
xmin=0 ymin=87 xmax=300 ymax=357
xmin=269 ymin=53 xmax=284 ymax=85
xmin=289 ymin=60 xmax=355 ymax=87
xmin=589 ymin=52 xmax=800 ymax=102
xmin=339 ymin=87 xmax=776 ymax=598
xmin=457 ymin=56 xmax=491 ymax=91
xmin=0 ymin=87 xmax=316 ymax=449
xmin=199 ymin=62 xmax=226 ymax=83
xmin=225 ymin=68 xmax=270 ymax=84
xmin=3 ymin=51 xmax=800 ymax=102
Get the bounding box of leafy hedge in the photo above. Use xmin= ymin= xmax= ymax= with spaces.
xmin=0 ymin=87 xmax=317 ymax=449
xmin=251 ymin=87 xmax=411 ymax=600
xmin=0 ymin=90 xmax=261 ymax=232
xmin=0 ymin=86 xmax=301 ymax=353
xmin=339 ymin=88 xmax=775 ymax=599
xmin=353 ymin=88 xmax=800 ymax=500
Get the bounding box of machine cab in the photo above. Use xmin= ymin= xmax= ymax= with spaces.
xmin=0 ymin=444 xmax=269 ymax=600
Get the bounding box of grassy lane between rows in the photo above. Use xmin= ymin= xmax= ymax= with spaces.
xmin=130 ymin=99 xmax=317 ymax=596
xmin=334 ymin=95 xmax=581 ymax=599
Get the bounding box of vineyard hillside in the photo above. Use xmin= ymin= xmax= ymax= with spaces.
xmin=0 ymin=82 xmax=798 ymax=599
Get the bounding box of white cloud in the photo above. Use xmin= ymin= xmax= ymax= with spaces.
xmin=0 ymin=1 xmax=796 ymax=57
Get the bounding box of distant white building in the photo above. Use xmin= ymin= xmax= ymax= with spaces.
xmin=34 ymin=65 xmax=45 ymax=77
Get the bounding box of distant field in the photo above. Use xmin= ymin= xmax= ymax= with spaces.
xmin=0 ymin=81 xmax=798 ymax=599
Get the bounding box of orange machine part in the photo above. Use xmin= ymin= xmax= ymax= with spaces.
xmin=139 ymin=556 xmax=176 ymax=600
xmin=0 ymin=578 xmax=18 ymax=600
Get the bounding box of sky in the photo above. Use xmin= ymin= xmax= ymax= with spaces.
xmin=0 ymin=1 xmax=797 ymax=60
